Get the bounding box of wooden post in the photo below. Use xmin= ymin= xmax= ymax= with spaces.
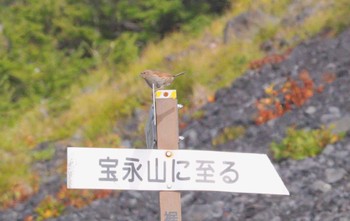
xmin=156 ymin=90 xmax=182 ymax=221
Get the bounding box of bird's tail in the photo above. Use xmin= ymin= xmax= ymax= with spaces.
xmin=173 ymin=72 xmax=185 ymax=77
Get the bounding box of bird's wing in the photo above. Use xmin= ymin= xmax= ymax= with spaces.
xmin=154 ymin=71 xmax=172 ymax=78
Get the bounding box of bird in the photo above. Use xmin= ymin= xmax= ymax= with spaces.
xmin=140 ymin=70 xmax=185 ymax=89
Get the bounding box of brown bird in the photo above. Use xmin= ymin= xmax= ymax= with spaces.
xmin=140 ymin=70 xmax=185 ymax=89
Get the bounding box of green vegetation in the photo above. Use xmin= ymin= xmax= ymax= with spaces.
xmin=271 ymin=127 xmax=345 ymax=161
xmin=31 ymin=145 xmax=56 ymax=162
xmin=35 ymin=195 xmax=64 ymax=220
xmin=192 ymin=110 xmax=206 ymax=120
xmin=212 ymin=126 xmax=246 ymax=146
xmin=0 ymin=0 xmax=349 ymax=208
xmin=0 ymin=0 xmax=230 ymax=122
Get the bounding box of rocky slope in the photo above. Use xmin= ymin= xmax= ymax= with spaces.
xmin=1 ymin=27 xmax=350 ymax=221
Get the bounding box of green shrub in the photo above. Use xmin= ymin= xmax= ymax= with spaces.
xmin=212 ymin=126 xmax=246 ymax=146
xmin=31 ymin=145 xmax=55 ymax=162
xmin=271 ymin=127 xmax=344 ymax=161
xmin=35 ymin=195 xmax=64 ymax=221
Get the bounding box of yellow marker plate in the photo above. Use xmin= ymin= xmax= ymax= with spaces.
xmin=156 ymin=90 xmax=177 ymax=99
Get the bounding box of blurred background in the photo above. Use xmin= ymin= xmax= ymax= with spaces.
xmin=0 ymin=0 xmax=350 ymax=220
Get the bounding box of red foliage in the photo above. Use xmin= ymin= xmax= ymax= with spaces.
xmin=249 ymin=48 xmax=292 ymax=70
xmin=255 ymin=70 xmax=333 ymax=125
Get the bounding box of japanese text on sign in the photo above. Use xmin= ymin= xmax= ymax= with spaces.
xmin=98 ymin=157 xmax=239 ymax=184
xmin=67 ymin=148 xmax=289 ymax=195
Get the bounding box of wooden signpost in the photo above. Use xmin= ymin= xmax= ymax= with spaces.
xmin=67 ymin=89 xmax=289 ymax=221
xmin=155 ymin=90 xmax=182 ymax=221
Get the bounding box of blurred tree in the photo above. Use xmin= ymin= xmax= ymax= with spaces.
xmin=0 ymin=0 xmax=230 ymax=119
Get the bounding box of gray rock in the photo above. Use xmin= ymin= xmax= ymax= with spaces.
xmin=121 ymin=139 xmax=132 ymax=148
xmin=271 ymin=217 xmax=282 ymax=221
xmin=322 ymin=144 xmax=335 ymax=155
xmin=0 ymin=211 xmax=17 ymax=221
xmin=267 ymin=118 xmax=276 ymax=127
xmin=210 ymin=128 xmax=219 ymax=138
xmin=305 ymin=106 xmax=316 ymax=115
xmin=339 ymin=215 xmax=350 ymax=221
xmin=184 ymin=201 xmax=224 ymax=221
xmin=211 ymin=201 xmax=224 ymax=218
xmin=328 ymin=106 xmax=340 ymax=116
xmin=321 ymin=114 xmax=338 ymax=123
xmin=311 ymin=180 xmax=332 ymax=193
xmin=127 ymin=191 xmax=144 ymax=200
xmin=185 ymin=204 xmax=213 ymax=221
xmin=181 ymin=192 xmax=196 ymax=207
xmin=325 ymin=168 xmax=347 ymax=183
xmin=330 ymin=115 xmax=350 ymax=134
xmin=184 ymin=129 xmax=198 ymax=145
xmin=325 ymin=63 xmax=337 ymax=71
xmin=128 ymin=198 xmax=138 ymax=209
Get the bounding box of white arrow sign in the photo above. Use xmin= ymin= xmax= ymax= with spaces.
xmin=67 ymin=147 xmax=289 ymax=195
